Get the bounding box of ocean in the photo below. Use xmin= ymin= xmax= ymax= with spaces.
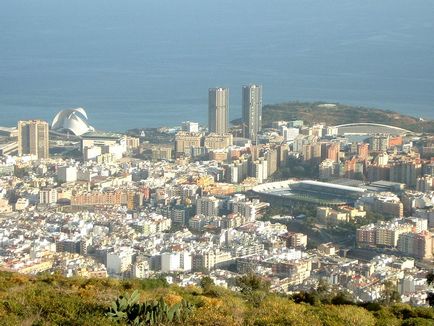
xmin=0 ymin=0 xmax=433 ymax=131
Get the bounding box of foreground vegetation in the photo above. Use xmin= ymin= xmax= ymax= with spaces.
xmin=1 ymin=271 xmax=433 ymax=325
xmin=259 ymin=101 xmax=434 ymax=133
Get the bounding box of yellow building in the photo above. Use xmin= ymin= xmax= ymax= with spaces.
xmin=174 ymin=131 xmax=202 ymax=156
xmin=204 ymin=133 xmax=233 ymax=150
xmin=17 ymin=260 xmax=53 ymax=274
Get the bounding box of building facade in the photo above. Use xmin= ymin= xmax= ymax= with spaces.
xmin=242 ymin=84 xmax=262 ymax=142
xmin=18 ymin=120 xmax=49 ymax=159
xmin=208 ymin=87 xmax=229 ymax=134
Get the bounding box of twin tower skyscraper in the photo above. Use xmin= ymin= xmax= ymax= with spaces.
xmin=208 ymin=85 xmax=262 ymax=142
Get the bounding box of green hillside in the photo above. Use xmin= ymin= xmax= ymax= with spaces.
xmin=245 ymin=101 xmax=433 ymax=133
xmin=1 ymin=271 xmax=433 ymax=325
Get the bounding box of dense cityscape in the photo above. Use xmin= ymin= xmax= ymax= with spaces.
xmin=1 ymin=84 xmax=433 ymax=313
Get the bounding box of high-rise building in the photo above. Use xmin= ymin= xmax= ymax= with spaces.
xmin=280 ymin=126 xmax=299 ymax=141
xmin=416 ymin=175 xmax=433 ymax=192
xmin=196 ymin=196 xmax=221 ymax=217
xmin=18 ymin=120 xmax=49 ymax=159
xmin=356 ymin=220 xmax=413 ymax=248
xmin=302 ymin=144 xmax=313 ymax=162
xmin=265 ymin=147 xmax=278 ymax=176
xmin=390 ymin=160 xmax=423 ymax=188
xmin=326 ymin=143 xmax=340 ymax=163
xmin=367 ymin=164 xmax=390 ymax=182
xmin=357 ymin=143 xmax=369 ymax=160
xmin=319 ymin=159 xmax=338 ymax=179
xmin=281 ymin=232 xmax=308 ymax=249
xmin=397 ymin=231 xmax=433 ymax=260
xmin=369 ymin=134 xmax=389 ymax=152
xmin=424 ymin=163 xmax=434 ymax=177
xmin=39 ymin=188 xmax=58 ymax=204
xmin=242 ymin=84 xmax=262 ymax=141
xmin=208 ymin=87 xmax=229 ymax=134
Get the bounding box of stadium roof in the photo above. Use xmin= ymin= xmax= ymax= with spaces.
xmin=334 ymin=123 xmax=412 ymax=136
xmin=254 ymin=179 xmax=367 ymax=194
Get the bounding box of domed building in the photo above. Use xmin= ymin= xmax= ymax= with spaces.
xmin=51 ymin=108 xmax=95 ymax=136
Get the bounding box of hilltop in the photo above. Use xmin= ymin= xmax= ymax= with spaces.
xmin=0 ymin=271 xmax=433 ymax=325
xmin=234 ymin=102 xmax=433 ymax=133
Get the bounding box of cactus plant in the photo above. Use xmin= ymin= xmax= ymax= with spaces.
xmin=107 ymin=291 xmax=193 ymax=325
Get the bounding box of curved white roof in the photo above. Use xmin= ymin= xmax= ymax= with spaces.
xmin=334 ymin=123 xmax=412 ymax=135
xmin=51 ymin=108 xmax=94 ymax=136
xmin=253 ymin=179 xmax=366 ymax=194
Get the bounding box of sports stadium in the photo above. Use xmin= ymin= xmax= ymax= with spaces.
xmin=252 ymin=179 xmax=367 ymax=207
xmin=334 ymin=123 xmax=411 ymax=136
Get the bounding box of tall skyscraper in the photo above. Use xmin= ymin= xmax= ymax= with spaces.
xmin=208 ymin=87 xmax=229 ymax=134
xmin=18 ymin=120 xmax=49 ymax=159
xmin=242 ymin=84 xmax=262 ymax=141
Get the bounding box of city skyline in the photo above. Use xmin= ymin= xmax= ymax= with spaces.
xmin=1 ymin=1 xmax=434 ymax=321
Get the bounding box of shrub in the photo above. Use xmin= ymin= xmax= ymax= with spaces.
xmin=402 ymin=317 xmax=434 ymax=326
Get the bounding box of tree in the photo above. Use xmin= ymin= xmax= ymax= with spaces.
xmin=426 ymin=271 xmax=434 ymax=307
xmin=427 ymin=272 xmax=434 ymax=286
xmin=14 ymin=166 xmax=28 ymax=179
xmin=316 ymin=279 xmax=329 ymax=294
xmin=199 ymin=276 xmax=215 ymax=295
xmin=379 ymin=281 xmax=401 ymax=305
xmin=331 ymin=291 xmax=354 ymax=305
xmin=402 ymin=317 xmax=434 ymax=326
xmin=291 ymin=291 xmax=321 ymax=306
xmin=236 ymin=273 xmax=271 ymax=307
xmin=235 ymin=273 xmax=270 ymax=294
